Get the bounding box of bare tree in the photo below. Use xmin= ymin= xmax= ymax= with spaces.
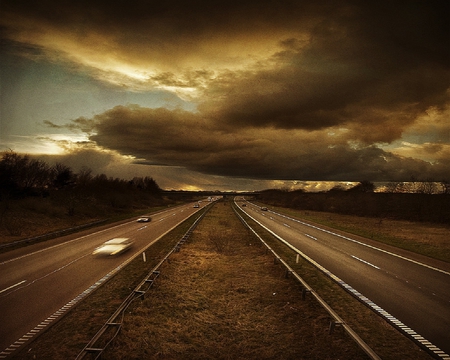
xmin=53 ymin=163 xmax=74 ymax=189
xmin=21 ymin=158 xmax=51 ymax=190
xmin=76 ymin=167 xmax=93 ymax=187
xmin=0 ymin=151 xmax=52 ymax=194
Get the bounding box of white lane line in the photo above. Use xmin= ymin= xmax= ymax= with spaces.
xmin=304 ymin=234 xmax=317 ymax=241
xmin=0 ymin=280 xmax=26 ymax=294
xmin=0 ymin=205 xmax=188 ymax=267
xmin=351 ymin=255 xmax=380 ymax=269
xmin=241 ymin=206 xmax=449 ymax=360
xmin=0 ymin=220 xmax=134 ymax=266
xmin=283 ymin=223 xmax=290 ymax=228
xmin=1 ymin=206 xmax=196 ymax=359
xmin=268 ymin=208 xmax=450 ymax=276
xmin=1 ymin=254 xmax=90 ymax=298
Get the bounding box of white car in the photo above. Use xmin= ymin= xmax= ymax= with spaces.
xmin=137 ymin=216 xmax=151 ymax=222
xmin=92 ymin=238 xmax=133 ymax=256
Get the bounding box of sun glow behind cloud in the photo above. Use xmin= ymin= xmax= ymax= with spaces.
xmin=4 ymin=11 xmax=305 ymax=97
xmin=1 ymin=134 xmax=89 ymax=155
xmin=38 ymin=134 xmax=93 ymax=154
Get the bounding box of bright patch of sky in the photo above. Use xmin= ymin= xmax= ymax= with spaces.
xmin=0 ymin=54 xmax=196 ymax=152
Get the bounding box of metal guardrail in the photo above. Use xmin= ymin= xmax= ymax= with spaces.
xmin=232 ymin=204 xmax=382 ymax=360
xmin=75 ymin=205 xmax=212 ymax=360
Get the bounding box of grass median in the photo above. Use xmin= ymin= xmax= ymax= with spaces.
xmin=100 ymin=200 xmax=370 ymax=360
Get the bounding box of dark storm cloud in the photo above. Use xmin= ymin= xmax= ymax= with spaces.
xmin=3 ymin=0 xmax=450 ymax=183
xmin=201 ymin=1 xmax=450 ymax=135
xmin=64 ymin=105 xmax=449 ymax=181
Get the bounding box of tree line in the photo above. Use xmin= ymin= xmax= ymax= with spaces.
xmin=258 ymin=182 xmax=450 ymax=224
xmin=0 ymin=151 xmax=163 ymax=217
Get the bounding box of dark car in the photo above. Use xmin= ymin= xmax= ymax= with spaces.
xmin=261 ymin=207 xmax=268 ymax=211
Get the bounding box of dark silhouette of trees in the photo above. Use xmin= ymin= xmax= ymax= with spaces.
xmin=130 ymin=176 xmax=161 ymax=194
xmin=0 ymin=152 xmax=163 ymax=217
xmin=0 ymin=151 xmax=52 ymax=197
xmin=53 ymin=163 xmax=75 ymax=189
xmin=347 ymin=180 xmax=375 ymax=193
xmin=76 ymin=167 xmax=93 ymax=187
xmin=258 ymin=182 xmax=450 ymax=224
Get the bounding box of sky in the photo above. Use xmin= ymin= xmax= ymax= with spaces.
xmin=1 ymin=0 xmax=449 ymax=191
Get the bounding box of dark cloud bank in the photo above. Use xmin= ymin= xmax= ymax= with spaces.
xmin=65 ymin=104 xmax=449 ymax=182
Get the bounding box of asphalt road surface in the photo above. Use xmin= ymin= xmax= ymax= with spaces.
xmin=238 ymin=199 xmax=450 ymax=357
xmin=0 ymin=201 xmax=208 ymax=356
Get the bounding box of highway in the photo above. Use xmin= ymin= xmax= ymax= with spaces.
xmin=238 ymin=200 xmax=450 ymax=358
xmin=0 ymin=201 xmax=207 ymax=356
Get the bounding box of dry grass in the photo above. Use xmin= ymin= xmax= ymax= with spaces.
xmin=0 ymin=197 xmax=169 ymax=247
xmin=264 ymin=206 xmax=450 ymax=263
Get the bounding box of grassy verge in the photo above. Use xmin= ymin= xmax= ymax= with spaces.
xmin=0 ymin=192 xmax=187 ymax=247
xmin=14 ymin=200 xmax=434 ymax=359
xmin=256 ymin=203 xmax=450 ymax=263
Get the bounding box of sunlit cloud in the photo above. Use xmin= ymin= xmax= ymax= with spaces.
xmin=1 ymin=0 xmax=449 ymax=190
xmin=1 ymin=133 xmax=90 ymax=155
xmin=51 ymin=104 xmax=448 ymax=182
